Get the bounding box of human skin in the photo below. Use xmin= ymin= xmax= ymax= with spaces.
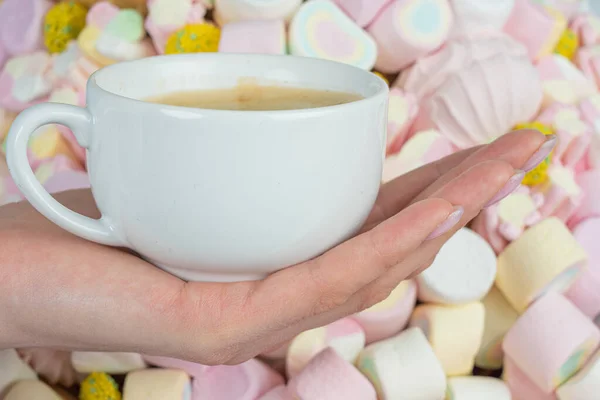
xmin=0 ymin=130 xmax=549 ymax=365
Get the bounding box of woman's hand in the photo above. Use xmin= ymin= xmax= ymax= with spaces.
xmin=0 ymin=129 xmax=552 ymax=365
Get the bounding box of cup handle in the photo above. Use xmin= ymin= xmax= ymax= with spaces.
xmin=6 ymin=103 xmax=124 ymax=247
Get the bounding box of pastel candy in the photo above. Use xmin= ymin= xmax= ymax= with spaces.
xmin=570 ymin=13 xmax=600 ymax=47
xmin=78 ymin=3 xmax=122 ymax=66
xmin=579 ymin=93 xmax=600 ymax=134
xmin=534 ymin=0 xmax=583 ymax=20
xmin=503 ymin=292 xmax=600 ymax=392
xmin=0 ymin=108 xmax=16 ymax=143
xmin=367 ymin=0 xmax=453 ymax=73
xmin=351 ymin=280 xmax=417 ymax=344
xmin=557 ymin=350 xmax=600 ymax=400
xmin=80 ymin=372 xmax=121 ymax=400
xmin=449 ymin=0 xmax=516 ymax=38
xmin=192 ymin=359 xmax=284 ymax=400
xmin=0 ymin=349 xmax=38 ymax=397
xmin=71 ymin=352 xmax=147 ymax=374
xmin=43 ymin=170 xmax=91 ymax=194
xmin=409 ymin=302 xmax=485 ymax=376
xmin=565 ymin=218 xmax=600 ymax=322
xmin=446 ymin=377 xmax=511 ymax=400
xmin=570 ymin=169 xmax=600 ymax=226
xmin=286 ymin=318 xmax=365 ymax=377
xmin=576 ymin=45 xmax=600 ymax=90
xmin=4 ymin=381 xmax=61 ymax=400
xmin=257 ymin=385 xmax=293 ymax=400
xmin=535 ymin=164 xmax=583 ymax=222
xmin=496 ymin=217 xmax=587 ymax=313
xmin=385 ymin=88 xmax=419 ymax=155
xmin=219 ymin=20 xmax=286 ymax=55
xmin=48 ymin=87 xmax=87 ymax=163
xmin=288 ymin=348 xmax=376 ymax=400
xmin=0 ymin=52 xmax=54 ymax=112
xmin=475 ymin=286 xmax=519 ymax=370
xmin=355 ymin=327 xmax=446 ymax=400
xmin=382 ymin=129 xmax=455 ymax=182
xmin=504 ymin=357 xmax=558 ymax=400
xmin=503 ymin=0 xmax=567 ymax=61
xmin=28 ymin=125 xmax=79 ymax=169
xmin=122 ymin=369 xmax=191 ymax=400
xmin=416 ymin=228 xmax=497 ymax=305
xmin=333 ymin=0 xmax=393 ymax=27
xmin=17 ymin=348 xmax=78 ymax=387
xmin=95 ymin=9 xmax=156 ymax=62
xmin=536 ymin=54 xmax=597 ymax=107
xmin=289 ymin=0 xmax=378 ymax=71
xmin=0 ymin=0 xmax=52 ymax=57
xmin=214 ymin=0 xmax=302 ymax=25
xmin=145 ymin=0 xmax=207 ymax=54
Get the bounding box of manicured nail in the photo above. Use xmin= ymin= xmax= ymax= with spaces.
xmin=484 ymin=170 xmax=526 ymax=208
xmin=522 ymin=134 xmax=557 ymax=172
xmin=425 ymin=206 xmax=464 ymax=241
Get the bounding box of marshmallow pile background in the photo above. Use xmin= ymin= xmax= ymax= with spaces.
xmin=2 ymin=0 xmax=600 ymax=399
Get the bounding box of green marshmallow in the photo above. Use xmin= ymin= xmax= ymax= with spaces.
xmin=104 ymin=9 xmax=144 ymax=42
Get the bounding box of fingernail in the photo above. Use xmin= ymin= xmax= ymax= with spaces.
xmin=425 ymin=206 xmax=464 ymax=241
xmin=522 ymin=134 xmax=557 ymax=172
xmin=484 ymin=170 xmax=526 ymax=208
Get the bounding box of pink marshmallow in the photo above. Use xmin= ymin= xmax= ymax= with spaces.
xmin=288 ymin=348 xmax=376 ymax=400
xmin=34 ymin=155 xmax=84 ymax=186
xmin=504 ymin=357 xmax=557 ymax=400
xmin=536 ymin=54 xmax=597 ymax=107
xmin=43 ymin=170 xmax=90 ymax=194
xmin=286 ymin=318 xmax=365 ymax=377
xmin=386 ymin=88 xmax=419 ymax=154
xmin=0 ymin=0 xmax=52 ymax=58
xmin=503 ymin=292 xmax=600 ymax=392
xmin=351 ymin=280 xmax=417 ymax=344
xmin=503 ymin=0 xmax=566 ymax=61
xmin=541 ymin=0 xmax=583 ymax=20
xmin=334 ymin=0 xmax=393 ymax=27
xmin=0 ymin=52 xmax=54 ymax=112
xmin=218 ymin=20 xmax=286 ymax=55
xmin=570 ymin=169 xmax=600 ymax=226
xmin=192 ymin=359 xmax=284 ymax=400
xmin=367 ymin=0 xmax=453 ymax=73
xmin=576 ymin=46 xmax=600 ymax=90
xmin=257 ymin=385 xmax=294 ymax=400
xmin=570 ymin=13 xmax=600 ymax=47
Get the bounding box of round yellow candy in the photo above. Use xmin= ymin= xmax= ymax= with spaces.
xmin=44 ymin=1 xmax=88 ymax=54
xmin=554 ymin=28 xmax=579 ymax=60
xmin=372 ymin=71 xmax=389 ymax=86
xmin=165 ymin=23 xmax=221 ymax=55
xmin=80 ymin=372 xmax=122 ymax=400
xmin=514 ymin=122 xmax=555 ymax=187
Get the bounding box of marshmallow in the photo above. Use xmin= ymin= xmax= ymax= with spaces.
xmin=334 ymin=0 xmax=392 ymax=27
xmin=122 ymin=369 xmax=191 ymax=400
xmin=504 ymin=357 xmax=558 ymax=400
xmin=416 ymin=228 xmax=496 ymax=305
xmin=78 ymin=0 xmax=149 ymax=14
xmin=536 ymin=164 xmax=583 ymax=221
xmin=34 ymin=155 xmax=84 ymax=185
xmin=214 ymin=0 xmax=302 ymax=25
xmin=570 ymin=13 xmax=600 ymax=47
xmin=409 ymin=302 xmax=485 ymax=376
xmin=43 ymin=170 xmax=91 ymax=194
xmin=43 ymin=1 xmax=88 ymax=54
xmin=4 ymin=381 xmax=62 ymax=400
xmin=446 ymin=376 xmax=511 ymax=400
xmin=71 ymin=352 xmax=147 ymax=374
xmin=0 ymin=349 xmax=38 ymax=397
xmin=503 ymin=0 xmax=567 ymax=61
xmin=257 ymin=385 xmax=293 ymax=400
xmin=367 ymin=0 xmax=453 ymax=73
xmin=17 ymin=348 xmax=78 ymax=387
xmin=0 ymin=107 xmax=16 ymax=143
xmin=78 ymin=2 xmax=125 ymax=66
xmin=537 ymin=54 xmax=597 ymax=108
xmin=385 ymin=88 xmax=419 ymax=155
xmin=0 ymin=0 xmax=52 ymax=58
xmin=565 ymin=218 xmax=600 ymax=322
xmin=535 ymin=0 xmax=583 ymax=20
xmin=289 ymin=0 xmax=377 ymax=71
xmin=192 ymin=359 xmax=284 ymax=400
xmin=557 ymin=350 xmax=600 ymax=400
xmin=475 ymin=286 xmax=519 ymax=370
xmin=382 ymin=129 xmax=455 ymax=182
xmin=496 ymin=217 xmax=587 ymax=313
xmin=145 ymin=0 xmax=208 ymax=54
xmin=356 ymin=327 xmax=446 ymax=400
xmin=286 ymin=318 xmax=365 ymax=377
xmin=576 ymin=45 xmax=600 ymax=90
xmin=164 ymin=23 xmax=221 ymax=54
xmin=0 ymin=52 xmax=53 ymax=112
xmin=351 ymin=280 xmax=417 ymax=344
xmin=288 ymin=348 xmax=376 ymax=400
xmin=47 ymin=86 xmax=87 ymax=163
xmin=554 ymin=28 xmax=579 ymax=60
xmin=79 ymin=372 xmax=121 ymax=400
xmin=219 ymin=20 xmax=286 ymax=55
xmin=94 ymin=8 xmax=155 ymax=62
xmin=28 ymin=125 xmax=79 ymax=168
xmin=143 ymin=355 xmax=208 ymax=377
xmin=449 ymin=0 xmax=516 ymax=38
xmin=570 ymin=169 xmax=600 ymax=226
xmin=503 ymin=292 xmax=600 ymax=392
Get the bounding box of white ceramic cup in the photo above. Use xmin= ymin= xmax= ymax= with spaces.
xmin=7 ymin=54 xmax=388 ymax=282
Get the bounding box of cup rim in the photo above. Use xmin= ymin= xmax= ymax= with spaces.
xmin=87 ymin=53 xmax=389 ymax=115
